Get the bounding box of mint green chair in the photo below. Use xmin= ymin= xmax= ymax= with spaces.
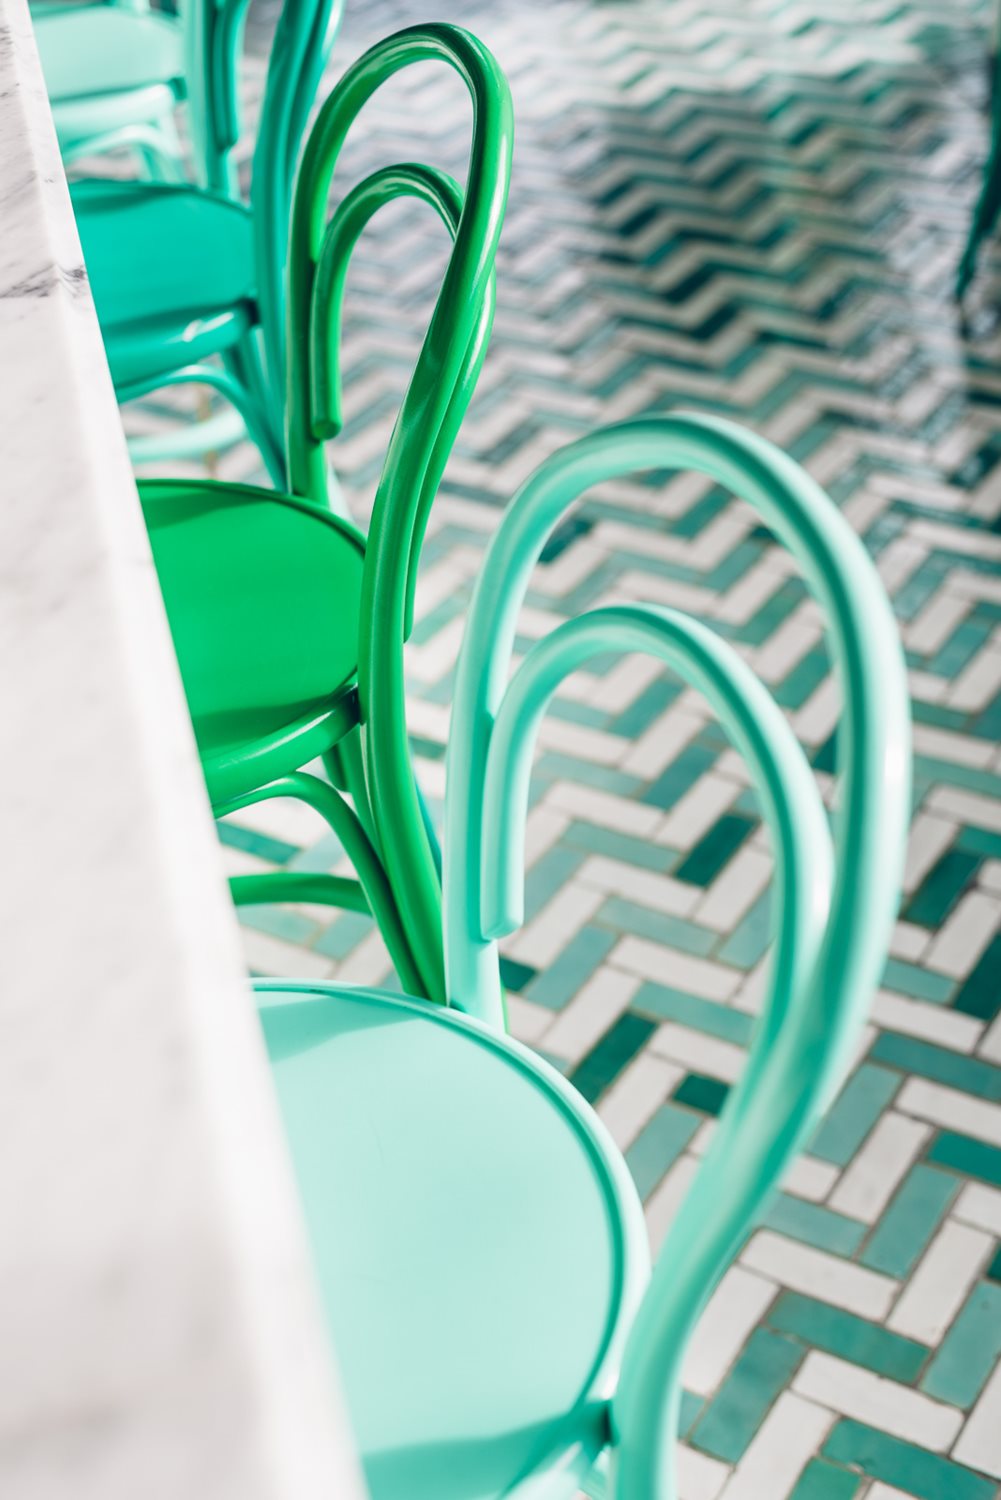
xmin=69 ymin=0 xmax=343 ymax=481
xmin=139 ymin=25 xmax=512 ymax=1001
xmin=33 ymin=0 xmax=188 ymax=178
xmin=255 ymin=413 xmax=911 ymax=1500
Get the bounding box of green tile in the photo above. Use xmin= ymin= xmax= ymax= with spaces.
xmin=313 ymin=910 xmax=374 ymax=958
xmin=768 ymin=1292 xmax=929 ymax=1381
xmin=237 ymin=904 xmax=317 ymax=945
xmin=717 ymin=888 xmax=772 ymax=969
xmin=881 ymin=957 xmax=955 ymax=1005
xmin=532 ymin=752 xmax=643 ymax=797
xmin=597 ymin=896 xmax=717 ymax=955
xmin=988 ymin=1245 xmax=1001 ymax=1282
xmin=809 ymin=1064 xmax=901 ymax=1166
xmin=498 ymin=956 xmax=537 ymax=993
xmin=904 ymin=848 xmax=980 ymax=927
xmin=625 ymin=1103 xmax=701 ymax=1200
xmin=789 ymin=1459 xmax=860 ymax=1500
xmin=632 ymin=981 xmax=754 ymax=1044
xmin=869 ymin=1033 xmax=1001 ymax=1102
xmin=922 ymin=1280 xmax=1001 ymax=1407
xmin=524 ymin=924 xmax=616 ymax=1011
xmin=524 ymin=846 xmax=586 ymax=913
xmin=218 ymin=821 xmax=298 ymax=865
xmin=563 ymin=819 xmax=678 ymax=871
xmin=610 ymin=676 xmax=683 ymax=737
xmin=763 ymin=1196 xmax=867 ymax=1257
xmin=927 ymin=1131 xmax=1001 ymax=1186
xmin=569 ymin=1011 xmax=657 ymax=1103
xmin=691 ymin=1328 xmax=803 ymax=1462
xmin=958 ymin=825 xmax=1001 ymax=859
xmin=643 ymin=744 xmax=718 ymax=810
xmin=673 ymin=813 xmax=754 ymax=886
xmin=953 ymin=932 xmax=1001 ymax=1021
xmin=822 ymin=1420 xmax=995 ymax=1500
xmin=673 ymin=1072 xmax=730 ymax=1115
xmin=861 ymin=1165 xmax=959 ymax=1277
xmin=679 ymin=1389 xmax=704 ymax=1436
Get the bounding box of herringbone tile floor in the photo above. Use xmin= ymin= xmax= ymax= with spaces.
xmin=134 ymin=1 xmax=1001 ymax=1494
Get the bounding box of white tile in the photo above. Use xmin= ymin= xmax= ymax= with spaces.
xmin=578 ymin=855 xmax=701 ymax=916
xmin=924 ymin=891 xmax=1000 ymax=977
xmin=781 ymin=1153 xmax=841 ymax=1204
xmin=655 ymin=773 xmax=740 ymax=850
xmin=541 ymin=967 xmax=639 ymax=1065
xmin=953 ymin=1361 xmax=1001 ymax=1478
xmin=598 ymin=1052 xmax=681 ymax=1151
xmin=677 ymin=1443 xmax=730 ymax=1500
xmin=504 ymin=995 xmax=554 ymax=1046
xmin=329 ymin=929 xmax=394 ymax=988
xmin=902 ymin=813 xmax=957 ymax=895
xmin=793 ymin=1352 xmax=962 ymax=1451
xmin=546 ymin=780 xmax=662 ymax=838
xmin=912 ymin=724 xmax=996 ymax=770
xmin=979 ymin=858 xmax=1001 ymax=895
xmin=696 ymin=848 xmax=773 ymax=932
xmin=979 ymin=1008 xmax=1001 ymax=1065
xmin=650 ymin=1023 xmax=748 ymax=1083
xmin=896 ymin=1078 xmax=1001 ymax=1147
xmin=645 ymin=1154 xmax=700 ymax=1257
xmin=952 ymin=1181 xmax=1001 ymax=1236
xmin=889 ymin=921 xmax=930 ymax=962
xmin=828 ymin=1112 xmax=931 ymax=1223
xmin=741 ymin=1231 xmax=897 ymax=1319
xmin=612 ymin=938 xmax=741 ymax=1001
xmin=793 ymin=675 xmax=841 ymax=746
xmin=870 ymin=992 xmax=983 ymax=1052
xmin=508 ymin=881 xmax=606 ymax=968
xmin=905 ymin=591 xmax=972 ymax=655
xmin=925 ymin=786 xmax=1001 ymax=834
xmin=523 ymin=806 xmax=570 ymax=868
xmin=240 ymin=929 xmax=334 ymax=981
xmin=682 ymin=1266 xmax=778 ymax=1398
xmin=948 ymin=641 xmax=1001 ymax=712
xmin=887 ymin=1220 xmax=992 ymax=1344
xmin=620 ymin=705 xmax=706 ymax=779
xmin=717 ymin=1393 xmax=836 ymax=1500
xmin=867 ymin=1487 xmax=924 ymax=1500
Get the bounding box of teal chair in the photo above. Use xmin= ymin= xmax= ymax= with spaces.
xmin=33 ymin=0 xmax=188 ymax=178
xmin=255 ymin=413 xmax=911 ymax=1499
xmin=138 ymin=25 xmax=512 ymax=1002
xmin=69 ymin=0 xmax=343 ymax=481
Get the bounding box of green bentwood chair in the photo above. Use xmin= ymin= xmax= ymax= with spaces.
xmin=68 ymin=0 xmax=344 ymax=480
xmin=255 ymin=413 xmax=911 ymax=1500
xmin=140 ymin=25 xmax=512 ymax=1000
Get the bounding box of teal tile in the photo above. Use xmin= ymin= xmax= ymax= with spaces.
xmin=673 ymin=1072 xmax=730 ymax=1115
xmin=313 ymin=910 xmax=374 ymax=958
xmin=717 ymin=888 xmax=772 ymax=969
xmin=563 ymin=819 xmax=678 ymax=871
xmin=767 ymin=1292 xmax=928 ymax=1381
xmin=237 ymin=904 xmax=318 ymax=945
xmin=989 ymin=1245 xmax=1001 ymax=1282
xmin=532 ymin=752 xmax=643 ymax=797
xmin=524 ymin=924 xmax=616 ymax=1011
xmin=763 ymin=1195 xmax=867 ymax=1257
xmin=822 ymin=1420 xmax=995 ymax=1500
xmin=625 ymin=1103 xmax=701 ymax=1200
xmin=569 ymin=1011 xmax=656 ymax=1103
xmin=904 ymin=848 xmax=980 ymax=927
xmin=524 ymin=845 xmax=587 ymax=913
xmin=913 ymin=755 xmax=1001 ymax=800
xmin=610 ymin=676 xmax=683 ymax=737
xmin=288 ymin=831 xmax=345 ymax=873
xmin=691 ymin=1328 xmax=803 ymax=1462
xmin=869 ymin=1033 xmax=1001 ymax=1102
xmin=958 ymin=825 xmax=1001 ymax=859
xmin=498 ymin=956 xmax=537 ymax=993
xmin=922 ymin=1280 xmax=1001 ymax=1407
xmin=789 ymin=1459 xmax=860 ymax=1500
xmin=953 ymin=932 xmax=1001 ymax=1021
xmin=597 ymin=896 xmax=717 ymax=955
xmin=673 ymin=813 xmax=754 ymax=886
xmin=632 ymin=981 xmax=754 ymax=1044
xmin=218 ymin=821 xmax=298 ymax=866
xmin=861 ymin=1165 xmax=959 ymax=1277
xmin=809 ymin=1065 xmax=901 ymax=1166
xmin=679 ymin=1389 xmax=703 ymax=1436
xmin=643 ymin=744 xmax=718 ymax=810
xmin=927 ymin=1132 xmax=1001 ymax=1186
xmin=881 ymin=957 xmax=955 ymax=1005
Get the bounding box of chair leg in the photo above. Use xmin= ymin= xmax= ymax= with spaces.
xmin=216 ymin=772 xmax=427 ymax=999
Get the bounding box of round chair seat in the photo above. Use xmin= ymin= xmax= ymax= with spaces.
xmin=140 ymin=479 xmax=366 ymax=802
xmin=73 ymin=180 xmax=256 ymax=388
xmin=257 ymin=983 xmax=650 ymax=1500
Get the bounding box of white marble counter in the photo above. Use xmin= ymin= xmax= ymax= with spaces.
xmin=0 ymin=2 xmax=365 ymax=1495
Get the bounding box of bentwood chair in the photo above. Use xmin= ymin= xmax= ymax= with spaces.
xmin=256 ymin=414 xmax=912 ymax=1500
xmin=68 ymin=0 xmax=344 ymax=480
xmin=33 ymin=0 xmax=188 ymax=178
xmin=139 ymin=25 xmax=512 ymax=1001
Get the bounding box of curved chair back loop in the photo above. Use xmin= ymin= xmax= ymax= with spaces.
xmin=287 ymin=23 xmax=513 ymax=1000
xmin=443 ymin=412 xmax=911 ymax=1498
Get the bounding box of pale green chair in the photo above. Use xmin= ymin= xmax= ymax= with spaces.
xmin=256 ymin=413 xmax=912 ymax=1500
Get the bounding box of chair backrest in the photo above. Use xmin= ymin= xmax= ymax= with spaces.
xmin=183 ymin=0 xmax=344 ymax=386
xmin=285 ymin=23 xmax=514 ymax=1000
xmin=444 ymin=412 xmax=911 ymax=1498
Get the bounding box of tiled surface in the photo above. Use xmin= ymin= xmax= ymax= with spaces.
xmin=138 ymin=0 xmax=1001 ymax=1494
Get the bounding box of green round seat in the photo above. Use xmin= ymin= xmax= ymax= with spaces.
xmin=73 ymin=181 xmax=256 ymax=388
xmin=140 ymin=479 xmax=366 ymax=802
xmin=257 ymin=984 xmax=650 ymax=1500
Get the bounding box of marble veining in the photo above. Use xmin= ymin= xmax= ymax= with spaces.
xmin=0 ymin=2 xmax=363 ymax=1495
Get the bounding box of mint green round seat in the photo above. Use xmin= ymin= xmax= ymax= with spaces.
xmin=139 ymin=478 xmax=365 ymax=803
xmin=73 ymin=181 xmax=255 ymax=388
xmin=258 ymin=983 xmax=649 ymax=1500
